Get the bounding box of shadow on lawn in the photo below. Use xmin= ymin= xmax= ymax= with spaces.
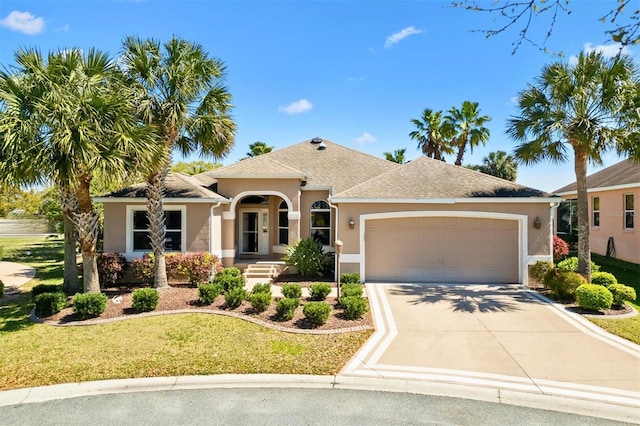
xmin=388 ymin=284 xmax=538 ymax=313
xmin=0 ymin=294 xmax=35 ymax=332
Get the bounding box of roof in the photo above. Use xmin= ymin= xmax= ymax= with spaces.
xmin=333 ymin=156 xmax=549 ymax=200
xmin=554 ymin=159 xmax=640 ymax=194
xmin=206 ymin=154 xmax=307 ymax=179
xmin=101 ymin=172 xmax=227 ymax=201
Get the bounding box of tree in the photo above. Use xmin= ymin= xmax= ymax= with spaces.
xmin=121 ymin=36 xmax=236 ymax=289
xmin=507 ymin=51 xmax=640 ymax=282
xmin=171 ymin=161 xmax=221 ymax=175
xmin=467 ymin=151 xmax=518 ymax=181
xmin=383 ymin=148 xmax=408 ymax=164
xmin=245 ymin=141 xmax=273 ymax=158
xmin=445 ymin=101 xmax=491 ymax=166
xmin=409 ymin=108 xmax=454 ymax=161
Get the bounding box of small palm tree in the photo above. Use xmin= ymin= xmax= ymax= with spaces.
xmin=245 ymin=141 xmax=273 ymax=158
xmin=468 ymin=151 xmax=518 ymax=181
xmin=383 ymin=148 xmax=408 ymax=164
xmin=507 ymin=51 xmax=640 ymax=281
xmin=445 ymin=101 xmax=491 ymax=166
xmin=409 ymin=108 xmax=454 ymax=161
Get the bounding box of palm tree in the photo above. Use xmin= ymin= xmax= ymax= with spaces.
xmin=507 ymin=51 xmax=640 ymax=281
xmin=409 ymin=108 xmax=454 ymax=161
xmin=383 ymin=148 xmax=408 ymax=164
xmin=445 ymin=101 xmax=491 ymax=166
xmin=171 ymin=161 xmax=221 ymax=175
xmin=468 ymin=151 xmax=518 ymax=181
xmin=245 ymin=141 xmax=273 ymax=158
xmin=121 ymin=36 xmax=236 ymax=289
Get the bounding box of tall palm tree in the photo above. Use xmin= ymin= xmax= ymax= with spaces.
xmin=121 ymin=36 xmax=236 ymax=289
xmin=445 ymin=101 xmax=491 ymax=166
xmin=468 ymin=151 xmax=518 ymax=181
xmin=409 ymin=108 xmax=454 ymax=161
xmin=507 ymin=51 xmax=640 ymax=281
xmin=383 ymin=148 xmax=408 ymax=164
xmin=245 ymin=141 xmax=273 ymax=158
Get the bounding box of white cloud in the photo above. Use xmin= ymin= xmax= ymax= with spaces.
xmin=384 ymin=26 xmax=422 ymax=48
xmin=278 ymin=99 xmax=313 ymax=115
xmin=510 ymin=96 xmax=518 ymax=105
xmin=56 ymin=24 xmax=70 ymax=33
xmin=569 ymin=42 xmax=632 ymax=65
xmin=348 ymin=76 xmax=364 ymax=82
xmin=354 ymin=132 xmax=376 ymax=145
xmin=0 ymin=11 xmax=45 ymax=35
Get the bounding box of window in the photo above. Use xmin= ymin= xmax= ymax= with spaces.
xmin=310 ymin=200 xmax=331 ymax=245
xmin=625 ymin=194 xmax=634 ymax=230
xmin=278 ymin=201 xmax=288 ymax=245
xmin=132 ymin=209 xmax=183 ymax=251
xmin=592 ymin=196 xmax=600 ymax=227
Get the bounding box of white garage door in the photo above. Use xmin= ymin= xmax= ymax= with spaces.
xmin=365 ymin=217 xmax=519 ymax=283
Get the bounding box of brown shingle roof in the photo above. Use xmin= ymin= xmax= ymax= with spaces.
xmin=105 ymin=173 xmax=227 ymax=200
xmin=207 ymin=154 xmax=307 ymax=178
xmin=333 ymin=156 xmax=548 ymax=199
xmin=554 ymin=159 xmax=640 ymax=194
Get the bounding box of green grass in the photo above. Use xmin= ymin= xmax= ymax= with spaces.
xmin=0 ymin=236 xmax=372 ymax=390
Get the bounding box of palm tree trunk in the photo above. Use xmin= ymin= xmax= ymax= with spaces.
xmin=147 ymin=167 xmax=169 ymax=289
xmin=573 ymin=147 xmax=591 ymax=282
xmin=60 ymin=186 xmax=79 ymax=295
xmin=73 ymin=172 xmax=101 ymax=293
xmin=454 ymin=144 xmax=465 ymax=166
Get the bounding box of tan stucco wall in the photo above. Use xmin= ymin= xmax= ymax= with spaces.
xmin=103 ymin=203 xmax=129 ymax=253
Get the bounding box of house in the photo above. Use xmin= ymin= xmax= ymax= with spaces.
xmin=96 ymin=138 xmax=558 ymax=285
xmin=555 ymin=159 xmax=640 ymax=264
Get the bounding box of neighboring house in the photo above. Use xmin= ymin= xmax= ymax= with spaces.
xmin=555 ymin=159 xmax=640 ymax=264
xmin=96 ymin=138 xmax=558 ymax=285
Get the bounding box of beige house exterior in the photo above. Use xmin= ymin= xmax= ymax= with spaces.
xmin=97 ymin=138 xmax=558 ymax=285
xmin=555 ymin=159 xmax=640 ymax=264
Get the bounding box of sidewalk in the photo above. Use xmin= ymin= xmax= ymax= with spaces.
xmin=0 ymin=261 xmax=36 ymax=291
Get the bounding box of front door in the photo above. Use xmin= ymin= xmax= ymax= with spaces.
xmin=240 ymin=210 xmax=269 ymax=255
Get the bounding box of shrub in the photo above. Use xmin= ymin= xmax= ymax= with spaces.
xmin=249 ymin=292 xmax=272 ymax=312
xmin=216 ymin=267 xmax=241 ymax=278
xmin=251 ymin=283 xmax=272 ymax=295
xmin=309 ymin=283 xmax=332 ymax=301
xmin=576 ymin=284 xmax=613 ymax=311
xmin=131 ymin=254 xmax=154 ymax=283
xmin=608 ymin=284 xmax=637 ymax=307
xmin=276 ymin=297 xmax=299 ymax=321
xmin=0 ymin=280 xmax=4 ymax=298
xmin=33 ymin=292 xmax=67 ymax=317
xmin=31 ymin=284 xmax=64 ymax=299
xmin=281 ymin=283 xmax=302 ymax=299
xmin=132 ymin=288 xmax=159 ymax=312
xmin=97 ymin=252 xmax=127 ymax=287
xmin=341 ymin=283 xmax=364 ymax=298
xmin=284 ymin=238 xmax=325 ymax=278
xmin=198 ymin=283 xmax=222 ymax=305
xmin=73 ymin=293 xmax=107 ymax=320
xmin=552 ymin=235 xmax=569 ymax=262
xmin=556 ymin=257 xmax=600 ymax=273
xmin=530 ymin=261 xmax=554 ymax=283
xmin=225 ymin=287 xmax=247 ymax=309
xmin=543 ymin=269 xmax=587 ymax=301
xmin=303 ymin=302 xmax=331 ymax=325
xmin=340 ymin=296 xmax=369 ymax=319
xmin=590 ymin=272 xmax=617 ymax=287
xmin=176 ymin=252 xmax=222 ymax=285
xmin=213 ymin=274 xmax=245 ymax=293
xmin=341 ymin=273 xmax=361 ymax=284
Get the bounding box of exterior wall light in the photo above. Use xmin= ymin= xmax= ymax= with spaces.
xmin=533 ymin=216 xmax=542 ymax=229
xmin=348 ymin=218 xmax=355 ymax=229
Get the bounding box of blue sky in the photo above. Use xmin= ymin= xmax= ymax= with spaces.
xmin=0 ymin=1 xmax=635 ymax=192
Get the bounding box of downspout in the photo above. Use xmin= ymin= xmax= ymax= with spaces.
xmin=328 ymin=189 xmax=339 ymax=283
xmin=550 ymin=200 xmax=560 ymax=260
xmin=210 ymin=200 xmax=221 ymax=281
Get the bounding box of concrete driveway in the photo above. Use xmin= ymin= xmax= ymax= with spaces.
xmin=344 ymin=284 xmax=640 ymax=408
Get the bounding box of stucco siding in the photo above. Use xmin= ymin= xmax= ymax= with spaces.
xmin=103 ymin=203 xmax=129 ymax=253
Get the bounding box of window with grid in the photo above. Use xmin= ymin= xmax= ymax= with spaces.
xmin=625 ymin=194 xmax=634 ymax=230
xmin=132 ymin=210 xmax=182 ymax=251
xmin=278 ymin=201 xmax=288 ymax=245
xmin=310 ymin=200 xmax=331 ymax=245
xmin=592 ymin=196 xmax=600 ymax=227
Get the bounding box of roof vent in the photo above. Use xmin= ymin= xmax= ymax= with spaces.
xmin=310 ymin=137 xmax=322 ymax=144
xmin=317 ymin=142 xmax=327 ymax=151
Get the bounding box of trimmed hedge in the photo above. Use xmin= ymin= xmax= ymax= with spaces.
xmin=341 ymin=273 xmax=361 ymax=284
xmin=276 ymin=297 xmax=299 ymax=321
xmin=281 ymin=283 xmax=302 ymax=299
xmin=590 ymin=272 xmax=617 ymax=286
xmin=556 ymin=257 xmax=600 ymax=273
xmin=530 ymin=261 xmax=554 ymax=283
xmin=303 ymin=302 xmax=331 ymax=325
xmin=341 ymin=283 xmax=364 ymax=298
xmin=543 ymin=269 xmax=587 ymax=301
xmin=608 ymin=284 xmax=637 ymax=307
xmin=340 ymin=296 xmax=368 ymax=319
xmin=225 ymin=287 xmax=247 ymax=309
xmin=575 ymin=284 xmax=613 ymax=311
xmin=0 ymin=279 xmax=4 ymax=298
xmin=32 ymin=284 xmax=64 ymax=299
xmin=309 ymin=283 xmax=332 ymax=301
xmin=132 ymin=288 xmax=159 ymax=312
xmin=249 ymin=292 xmax=272 ymax=313
xmin=33 ymin=291 xmax=67 ymax=317
xmin=198 ymin=283 xmax=222 ymax=305
xmin=214 ymin=274 xmax=245 ymax=294
xmin=97 ymin=252 xmax=127 ymax=287
xmin=251 ymin=283 xmax=272 ymax=295
xmin=73 ymin=293 xmax=108 ymax=319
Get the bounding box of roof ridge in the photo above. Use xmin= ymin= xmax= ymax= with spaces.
xmin=262 ymin=156 xmax=306 ymax=175
xmin=172 ymin=172 xmax=216 ymax=197
xmin=332 ymin=156 xmax=411 ymax=197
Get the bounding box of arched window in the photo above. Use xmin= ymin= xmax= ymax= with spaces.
xmin=310 ymin=200 xmax=331 ymax=245
xmin=278 ymin=200 xmax=288 ymax=245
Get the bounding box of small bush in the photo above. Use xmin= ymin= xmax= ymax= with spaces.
xmin=132 ymin=288 xmax=159 ymax=312
xmin=281 ymin=283 xmax=302 ymax=299
xmin=543 ymin=269 xmax=587 ymax=301
xmin=341 ymin=273 xmax=361 ymax=284
xmin=341 ymin=283 xmax=364 ymax=298
xmin=556 ymin=257 xmax=600 ymax=273
xmin=33 ymin=292 xmax=67 ymax=317
xmin=32 ymin=284 xmax=64 ymax=299
xmin=309 ymin=283 xmax=332 ymax=301
xmin=251 ymin=283 xmax=272 ymax=295
xmin=73 ymin=293 xmax=107 ymax=320
xmin=249 ymin=292 xmax=272 ymax=312
xmin=576 ymin=284 xmax=613 ymax=311
xmin=303 ymin=302 xmax=331 ymax=325
xmin=177 ymin=252 xmax=222 ymax=285
xmin=198 ymin=283 xmax=222 ymax=305
xmin=0 ymin=280 xmax=4 ymax=298
xmin=608 ymin=284 xmax=637 ymax=307
xmin=276 ymin=297 xmax=300 ymax=321
xmin=97 ymin=252 xmax=127 ymax=287
xmin=216 ymin=267 xmax=241 ymax=278
xmin=530 ymin=261 xmax=554 ymax=283
xmin=340 ymin=296 xmax=369 ymax=319
xmin=590 ymin=272 xmax=617 ymax=287
xmin=225 ymin=287 xmax=247 ymax=309
xmin=213 ymin=274 xmax=245 ymax=293
xmin=284 ymin=238 xmax=325 ymax=278
xmin=552 ymin=235 xmax=569 ymax=262
xmin=131 ymin=254 xmax=154 ymax=283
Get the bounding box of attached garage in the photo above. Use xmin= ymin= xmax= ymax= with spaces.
xmin=365 ymin=216 xmax=520 ymax=284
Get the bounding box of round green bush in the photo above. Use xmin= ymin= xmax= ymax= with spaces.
xmin=132 ymin=288 xmax=159 ymax=312
xmin=303 ymin=302 xmax=331 ymax=325
xmin=33 ymin=291 xmax=67 ymax=317
xmin=607 ymin=284 xmax=637 ymax=307
xmin=341 ymin=273 xmax=361 ymax=284
xmin=575 ymin=284 xmax=613 ymax=311
xmin=341 ymin=283 xmax=364 ymax=298
xmin=73 ymin=293 xmax=108 ymax=320
xmin=556 ymin=257 xmax=600 ymax=273
xmin=590 ymin=272 xmax=617 ymax=286
xmin=276 ymin=297 xmax=300 ymax=321
xmin=340 ymin=296 xmax=369 ymax=320
xmin=249 ymin=292 xmax=272 ymax=312
xmin=530 ymin=261 xmax=554 ymax=283
xmin=309 ymin=283 xmax=332 ymax=301
xmin=281 ymin=283 xmax=302 ymax=299
xmin=198 ymin=283 xmax=222 ymax=305
xmin=543 ymin=269 xmax=587 ymax=301
xmin=224 ymin=287 xmax=247 ymax=309
xmin=32 ymin=284 xmax=64 ymax=299
xmin=251 ymin=283 xmax=272 ymax=295
xmin=216 ymin=267 xmax=241 ymax=278
xmin=0 ymin=279 xmax=4 ymax=298
xmin=213 ymin=274 xmax=245 ymax=293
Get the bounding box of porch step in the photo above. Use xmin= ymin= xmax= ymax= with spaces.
xmin=242 ymin=262 xmax=285 ymax=281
